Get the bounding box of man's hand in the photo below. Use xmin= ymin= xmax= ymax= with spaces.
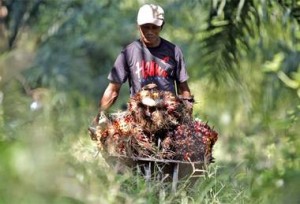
xmin=89 ymin=111 xmax=108 ymax=141
xmin=180 ymin=96 xmax=195 ymax=114
xmin=92 ymin=111 xmax=108 ymax=126
xmin=98 ymin=111 xmax=108 ymax=125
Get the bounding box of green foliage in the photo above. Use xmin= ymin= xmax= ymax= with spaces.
xmin=1 ymin=0 xmax=300 ymax=203
xmin=21 ymin=0 xmax=138 ymax=105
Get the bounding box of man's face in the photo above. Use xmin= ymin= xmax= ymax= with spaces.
xmin=139 ymin=23 xmax=161 ymax=47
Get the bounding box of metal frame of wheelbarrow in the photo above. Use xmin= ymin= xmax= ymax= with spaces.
xmin=107 ymin=155 xmax=209 ymax=193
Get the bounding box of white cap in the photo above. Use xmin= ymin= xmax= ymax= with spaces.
xmin=137 ymin=4 xmax=164 ymax=26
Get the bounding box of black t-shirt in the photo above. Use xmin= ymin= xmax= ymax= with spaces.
xmin=108 ymin=38 xmax=189 ymax=96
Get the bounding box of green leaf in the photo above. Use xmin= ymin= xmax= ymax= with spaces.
xmin=262 ymin=53 xmax=285 ymax=72
xmin=277 ymin=71 xmax=299 ymax=89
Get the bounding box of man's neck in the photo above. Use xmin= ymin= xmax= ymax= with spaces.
xmin=142 ymin=38 xmax=161 ymax=48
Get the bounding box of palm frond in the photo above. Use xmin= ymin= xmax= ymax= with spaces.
xmin=278 ymin=0 xmax=300 ymax=23
xmin=195 ymin=0 xmax=258 ymax=83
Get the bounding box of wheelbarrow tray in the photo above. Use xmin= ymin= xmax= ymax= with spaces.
xmin=105 ymin=154 xmax=209 ymax=192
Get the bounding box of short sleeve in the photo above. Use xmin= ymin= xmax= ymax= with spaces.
xmin=108 ymin=50 xmax=129 ymax=84
xmin=175 ymin=46 xmax=189 ymax=83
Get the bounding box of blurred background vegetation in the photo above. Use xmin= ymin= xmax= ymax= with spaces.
xmin=0 ymin=0 xmax=300 ymax=203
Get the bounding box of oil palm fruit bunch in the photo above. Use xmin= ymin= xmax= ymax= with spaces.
xmin=88 ymin=83 xmax=218 ymax=162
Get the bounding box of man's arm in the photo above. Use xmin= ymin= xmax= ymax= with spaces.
xmin=177 ymin=81 xmax=192 ymax=98
xmin=99 ymin=82 xmax=122 ymax=111
xmin=92 ymin=82 xmax=121 ymax=126
xmin=177 ymin=81 xmax=194 ymax=114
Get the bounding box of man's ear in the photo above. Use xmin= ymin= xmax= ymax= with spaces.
xmin=161 ymin=22 xmax=165 ymax=30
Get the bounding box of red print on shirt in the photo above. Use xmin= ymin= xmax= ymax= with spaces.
xmin=162 ymin=56 xmax=170 ymax=63
xmin=141 ymin=60 xmax=168 ymax=78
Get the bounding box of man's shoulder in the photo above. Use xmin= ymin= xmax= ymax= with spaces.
xmin=124 ymin=39 xmax=142 ymax=50
xmin=161 ymin=38 xmax=175 ymax=46
xmin=160 ymin=38 xmax=179 ymax=50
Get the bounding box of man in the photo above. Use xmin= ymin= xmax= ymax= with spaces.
xmin=97 ymin=3 xmax=193 ymax=117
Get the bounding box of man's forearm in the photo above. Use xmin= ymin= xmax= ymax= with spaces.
xmin=99 ymin=91 xmax=118 ymax=111
xmin=177 ymin=81 xmax=192 ymax=98
xmin=99 ymin=82 xmax=121 ymax=111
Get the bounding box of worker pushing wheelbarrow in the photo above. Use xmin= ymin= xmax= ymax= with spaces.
xmin=88 ymin=3 xmax=218 ymax=192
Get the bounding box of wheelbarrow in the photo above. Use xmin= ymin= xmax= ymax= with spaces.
xmin=89 ymin=125 xmax=211 ymax=193
xmin=104 ymin=154 xmax=209 ymax=193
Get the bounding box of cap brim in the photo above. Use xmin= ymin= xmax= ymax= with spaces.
xmin=138 ymin=19 xmax=163 ymax=26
